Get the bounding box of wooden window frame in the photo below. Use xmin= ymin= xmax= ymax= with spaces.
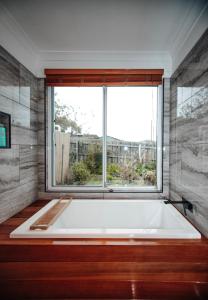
xmin=45 ymin=69 xmax=164 ymax=87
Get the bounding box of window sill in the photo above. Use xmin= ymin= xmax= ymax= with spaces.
xmin=46 ymin=185 xmax=162 ymax=193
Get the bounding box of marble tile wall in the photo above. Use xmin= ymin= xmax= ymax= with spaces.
xmin=0 ymin=46 xmax=39 ymax=223
xmin=170 ymin=28 xmax=208 ymax=237
xmin=37 ymin=78 xmax=45 ymax=195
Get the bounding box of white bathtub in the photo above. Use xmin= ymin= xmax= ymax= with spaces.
xmin=10 ymin=199 xmax=201 ymax=239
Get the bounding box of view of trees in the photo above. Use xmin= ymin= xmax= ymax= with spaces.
xmin=54 ymin=97 xmax=156 ymax=187
xmin=55 ymin=98 xmax=82 ymax=134
xmin=68 ymin=143 xmax=156 ymax=186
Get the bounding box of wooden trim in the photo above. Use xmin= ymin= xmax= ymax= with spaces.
xmin=30 ymin=199 xmax=71 ymax=230
xmin=46 ymin=81 xmax=162 ymax=87
xmin=1 ymin=280 xmax=207 ymax=299
xmin=45 ymin=69 xmax=164 ymax=75
xmin=45 ymin=68 xmax=164 ymax=87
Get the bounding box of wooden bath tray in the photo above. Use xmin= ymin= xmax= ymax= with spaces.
xmin=30 ymin=199 xmax=71 ymax=230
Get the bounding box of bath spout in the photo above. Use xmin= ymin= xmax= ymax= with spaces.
xmin=164 ymin=197 xmax=193 ymax=216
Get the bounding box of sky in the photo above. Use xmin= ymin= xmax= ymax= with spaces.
xmin=55 ymin=86 xmax=157 ymax=142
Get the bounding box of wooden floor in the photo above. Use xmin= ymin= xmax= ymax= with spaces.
xmin=0 ymin=199 xmax=208 ymax=299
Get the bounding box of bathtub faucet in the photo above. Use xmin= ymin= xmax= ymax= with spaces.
xmin=164 ymin=197 xmax=193 ymax=216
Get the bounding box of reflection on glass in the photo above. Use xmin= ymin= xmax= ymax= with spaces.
xmin=54 ymin=87 xmax=103 ymax=186
xmin=177 ymin=86 xmax=208 ymax=119
xmin=106 ymin=87 xmax=157 ymax=187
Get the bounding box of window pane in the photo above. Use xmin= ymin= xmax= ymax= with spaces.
xmin=107 ymin=87 xmax=157 ymax=187
xmin=54 ymin=87 xmax=103 ymax=186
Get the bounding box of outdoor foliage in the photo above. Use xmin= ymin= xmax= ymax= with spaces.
xmin=107 ymin=163 xmax=121 ymax=181
xmin=55 ymin=99 xmax=82 ymax=133
xmin=85 ymin=144 xmax=102 ymax=175
xmin=107 ymin=160 xmax=156 ymax=185
xmin=54 ymin=99 xmax=156 ymax=186
xmin=119 ymin=159 xmax=138 ymax=183
xmin=107 ymin=163 xmax=121 ymax=176
xmin=136 ymin=162 xmax=146 ymax=176
xmin=72 ymin=161 xmax=90 ymax=184
xmin=144 ymin=161 xmax=156 ymax=171
xmin=144 ymin=170 xmax=156 ymax=185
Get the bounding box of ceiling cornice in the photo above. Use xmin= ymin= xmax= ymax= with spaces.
xmin=38 ymin=50 xmax=172 ymax=77
xmin=171 ymin=1 xmax=208 ymax=73
xmin=0 ymin=3 xmax=172 ymax=78
xmin=0 ymin=1 xmax=207 ymax=78
xmin=0 ymin=2 xmax=39 ymax=76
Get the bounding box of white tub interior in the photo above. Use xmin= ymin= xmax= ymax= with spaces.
xmin=10 ymin=199 xmax=201 ymax=239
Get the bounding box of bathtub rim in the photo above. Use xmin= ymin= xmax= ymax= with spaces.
xmin=10 ymin=199 xmax=201 ymax=239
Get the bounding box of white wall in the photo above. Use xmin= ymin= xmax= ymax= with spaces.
xmin=171 ymin=2 xmax=208 ymax=74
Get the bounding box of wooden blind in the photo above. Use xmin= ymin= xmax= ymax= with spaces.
xmin=45 ymin=69 xmax=164 ymax=86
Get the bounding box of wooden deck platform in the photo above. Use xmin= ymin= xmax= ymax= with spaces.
xmin=0 ymin=199 xmax=208 ymax=299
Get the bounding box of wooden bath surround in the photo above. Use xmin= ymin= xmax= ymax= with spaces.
xmin=0 ymin=199 xmax=208 ymax=299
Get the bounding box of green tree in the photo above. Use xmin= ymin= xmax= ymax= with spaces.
xmin=55 ymin=99 xmax=82 ymax=133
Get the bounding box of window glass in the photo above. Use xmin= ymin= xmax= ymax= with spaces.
xmin=107 ymin=87 xmax=157 ymax=187
xmin=54 ymin=87 xmax=103 ymax=186
xmin=51 ymin=86 xmax=159 ymax=190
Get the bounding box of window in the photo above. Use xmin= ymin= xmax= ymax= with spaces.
xmin=53 ymin=87 xmax=103 ymax=186
xmin=48 ymin=85 xmax=162 ymax=192
xmin=106 ymin=87 xmax=158 ymax=188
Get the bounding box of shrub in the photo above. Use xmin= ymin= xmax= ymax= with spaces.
xmin=107 ymin=163 xmax=120 ymax=178
xmin=107 ymin=174 xmax=114 ymax=181
xmin=144 ymin=170 xmax=156 ymax=185
xmin=144 ymin=161 xmax=156 ymax=171
xmin=120 ymin=160 xmax=138 ymax=183
xmin=85 ymin=144 xmax=102 ymax=175
xmin=136 ymin=162 xmax=145 ymax=176
xmin=136 ymin=161 xmax=156 ymax=178
xmin=72 ymin=161 xmax=90 ymax=184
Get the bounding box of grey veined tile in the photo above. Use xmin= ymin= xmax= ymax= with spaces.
xmin=181 ymin=143 xmax=208 ymax=201
xmin=175 ymin=113 xmax=208 ymax=144
xmin=19 ymin=65 xmax=31 ymax=109
xmin=0 ymin=145 xmax=20 ymax=193
xmin=13 ymin=101 xmax=38 ymax=131
xmin=169 ymin=28 xmax=208 ymax=236
xmin=19 ymin=65 xmax=40 ymax=112
xmin=0 ymin=181 xmax=38 ymax=223
xmin=0 ymin=94 xmax=12 ymax=115
xmin=0 ymin=47 xmax=19 ymax=102
xmin=11 ymin=126 xmax=37 ymax=145
xmin=0 ymin=95 xmax=38 ymax=130
xmin=12 ymin=101 xmax=31 ymax=129
xmin=20 ymin=145 xmax=38 ymax=185
xmin=38 ymin=78 xmax=45 ymax=100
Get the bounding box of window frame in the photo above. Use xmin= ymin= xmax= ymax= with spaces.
xmin=47 ymin=85 xmax=163 ymax=193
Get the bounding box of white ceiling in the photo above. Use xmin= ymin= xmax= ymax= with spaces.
xmin=0 ymin=0 xmax=208 ymax=76
xmin=0 ymin=0 xmax=204 ymax=51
